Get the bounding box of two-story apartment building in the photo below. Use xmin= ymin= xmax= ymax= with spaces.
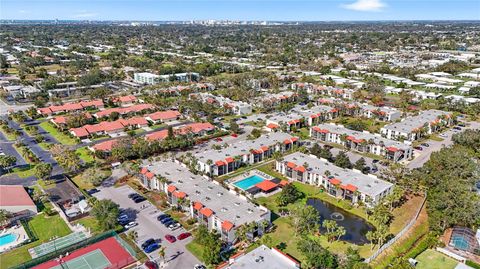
xmin=276 ymin=152 xmax=394 ymax=206
xmin=380 ymin=110 xmax=453 ymax=141
xmin=310 ymin=123 xmax=413 ymax=162
xmin=138 ymin=160 xmax=270 ymax=243
xmin=193 ymin=132 xmax=299 ymax=176
xmin=193 ymin=93 xmax=252 ymax=115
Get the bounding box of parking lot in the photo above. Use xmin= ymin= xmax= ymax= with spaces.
xmin=93 ymin=185 xmax=200 ymax=269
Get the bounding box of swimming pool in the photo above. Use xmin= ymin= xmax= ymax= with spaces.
xmin=234 ymin=175 xmax=265 ymax=190
xmin=451 ymin=235 xmax=470 ymax=251
xmin=0 ymin=233 xmax=17 ymax=246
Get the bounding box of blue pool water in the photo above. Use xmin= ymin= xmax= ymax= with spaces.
xmin=451 ymin=235 xmax=470 ymax=251
xmin=234 ymin=175 xmax=265 ymax=190
xmin=0 ymin=233 xmax=16 ymax=246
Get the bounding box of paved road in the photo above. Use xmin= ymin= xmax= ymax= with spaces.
xmin=93 ymin=185 xmax=200 ymax=269
xmin=407 ymin=121 xmax=480 ymax=169
xmin=0 ymin=99 xmax=33 ymax=116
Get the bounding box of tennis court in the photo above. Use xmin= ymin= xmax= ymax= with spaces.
xmin=30 ymin=232 xmax=88 ymax=258
xmin=50 ymin=249 xmax=111 ymax=269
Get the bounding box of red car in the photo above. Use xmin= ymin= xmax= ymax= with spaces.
xmin=215 ymin=137 xmax=223 ymax=142
xmin=144 ymin=261 xmax=158 ymax=269
xmin=177 ymin=232 xmax=191 ymax=240
xmin=165 ymin=234 xmax=176 ymax=243
xmin=231 ymin=133 xmax=238 ymax=138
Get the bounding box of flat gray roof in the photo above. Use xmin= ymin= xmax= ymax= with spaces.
xmin=314 ymin=123 xmax=411 ymax=150
xmin=143 ymin=160 xmax=268 ymax=226
xmin=382 ymin=110 xmax=451 ymax=133
xmin=283 ymin=152 xmax=393 ymax=197
xmin=193 ymin=132 xmax=295 ymax=163
xmin=225 ymin=245 xmax=299 ymax=269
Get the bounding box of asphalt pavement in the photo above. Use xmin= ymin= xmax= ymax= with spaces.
xmin=93 ymin=185 xmax=201 ymax=269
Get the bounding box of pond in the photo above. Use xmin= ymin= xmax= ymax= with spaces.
xmin=306 ymin=198 xmax=375 ymax=245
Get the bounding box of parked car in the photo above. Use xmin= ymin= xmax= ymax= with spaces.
xmin=163 ymin=219 xmax=177 ymax=227
xmin=117 ymin=214 xmax=129 ymax=222
xmin=157 ymin=214 xmax=170 ymax=221
xmin=133 ymin=196 xmax=146 ymax=203
xmin=130 ymin=194 xmax=142 ymax=200
xmin=124 ymin=222 xmax=137 ymax=229
xmin=440 ymin=133 xmax=448 ymax=138
xmin=128 ymin=193 xmax=138 ymax=198
xmin=372 ymin=159 xmax=380 ymax=164
xmin=86 ymin=188 xmax=100 ymax=195
xmin=144 ymin=243 xmax=160 ymax=253
xmin=144 ymin=261 xmax=158 ymax=269
xmin=414 ymin=146 xmax=423 ymax=151
xmin=454 ymin=127 xmax=462 ymax=130
xmin=214 ymin=137 xmax=223 ymax=142
xmin=177 ymin=232 xmax=191 ymax=240
xmin=141 ymin=238 xmax=156 ymax=249
xmin=421 ymin=143 xmax=429 ymax=147
xmin=165 ymin=234 xmax=176 ymax=243
xmin=231 ymin=133 xmax=238 ymax=137
xmin=194 ymin=265 xmax=207 ymax=269
xmin=160 ymin=217 xmax=173 ymax=224
xmin=168 ymin=223 xmax=181 ymax=231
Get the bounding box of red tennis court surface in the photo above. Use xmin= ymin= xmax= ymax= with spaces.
xmin=33 ymin=237 xmax=135 ymax=269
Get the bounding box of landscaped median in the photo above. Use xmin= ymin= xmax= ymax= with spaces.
xmin=39 ymin=121 xmax=78 ymax=145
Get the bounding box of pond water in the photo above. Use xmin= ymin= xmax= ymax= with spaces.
xmin=306 ymin=198 xmax=375 ymax=245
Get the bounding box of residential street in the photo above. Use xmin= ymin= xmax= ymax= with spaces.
xmin=93 ymin=185 xmax=201 ymax=269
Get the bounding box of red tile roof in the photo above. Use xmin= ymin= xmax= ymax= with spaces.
xmin=140 ymin=167 xmax=148 ymax=174
xmin=94 ymin=104 xmax=154 ymax=118
xmin=113 ymin=95 xmax=137 ymax=103
xmin=92 ymin=139 xmax=118 ymax=152
xmin=221 ymin=221 xmax=234 ymax=231
xmin=200 ymin=207 xmax=214 ymax=217
xmin=145 ymin=130 xmax=169 ymax=141
xmin=279 ymin=180 xmax=289 ymax=187
xmin=255 ymin=180 xmax=278 ymax=192
xmin=344 ymin=184 xmax=358 ymax=192
xmin=145 ymin=172 xmax=155 ymax=180
xmin=146 ymin=110 xmax=181 ymax=121
xmin=0 ymin=185 xmax=35 ymax=207
xmin=294 ymin=165 xmax=306 ymax=173
xmin=225 ymin=157 xmax=234 ymax=163
xmin=386 ymin=146 xmax=399 ymax=152
xmin=177 ymin=122 xmax=215 ymax=135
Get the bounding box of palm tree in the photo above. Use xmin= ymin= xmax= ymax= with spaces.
xmin=0 ymin=209 xmax=11 ymax=226
xmin=127 ymin=230 xmax=138 ymax=243
xmin=158 ymin=246 xmax=166 ymax=264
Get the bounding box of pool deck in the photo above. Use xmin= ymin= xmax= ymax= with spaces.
xmin=0 ymin=222 xmax=29 ymax=253
xmin=228 ymin=169 xmax=281 ymax=197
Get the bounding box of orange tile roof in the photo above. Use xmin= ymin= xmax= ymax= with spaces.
xmin=173 ymin=191 xmax=187 ymax=199
xmin=386 ymin=146 xmax=399 ymax=152
xmin=255 ymin=180 xmax=278 ymax=192
xmin=145 ymin=130 xmax=168 ymax=141
xmin=294 ymin=165 xmax=306 ymax=173
xmin=225 ymin=157 xmax=234 ymax=163
xmin=215 ymin=160 xmax=226 ymax=166
xmin=167 ymin=185 xmax=177 ymax=193
xmin=140 ymin=167 xmax=148 ymax=174
xmin=266 ymin=123 xmax=279 ymax=129
xmin=329 ymin=178 xmax=342 ymax=185
xmin=279 ymin=180 xmax=289 ymax=186
xmin=92 ymin=139 xmax=118 ymax=152
xmin=344 ymin=184 xmax=358 ymax=192
xmin=221 ymin=221 xmax=234 ymax=231
xmin=286 ymin=162 xmax=297 ymax=169
xmin=200 ymin=207 xmax=214 ymax=217
xmin=260 ymin=146 xmax=269 ymax=152
xmin=283 ymin=139 xmax=292 ymax=145
xmin=193 ymin=202 xmax=203 ymax=210
xmin=145 ymin=172 xmax=155 ymax=180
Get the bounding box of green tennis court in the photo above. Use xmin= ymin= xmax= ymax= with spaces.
xmin=30 ymin=232 xmax=88 ymax=258
xmin=50 ymin=249 xmax=111 ymax=269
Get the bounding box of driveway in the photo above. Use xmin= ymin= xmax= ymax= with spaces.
xmin=93 ymin=185 xmax=200 ymax=268
xmin=407 ymin=121 xmax=480 ymax=169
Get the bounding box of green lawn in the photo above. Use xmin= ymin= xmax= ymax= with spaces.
xmin=415 ymin=249 xmax=458 ymax=269
xmin=150 ymin=123 xmax=167 ymax=130
xmin=186 ymin=239 xmax=205 ymax=262
xmin=0 ymin=129 xmax=18 ymax=140
xmin=39 ymin=121 xmax=78 ymax=145
xmin=38 ymin=142 xmax=51 ymax=151
xmin=73 ymin=216 xmax=101 ymax=234
xmin=76 ymin=147 xmax=95 ymax=164
xmin=0 ymin=214 xmax=71 ymax=268
xmin=330 ymin=117 xmax=387 ymax=134
xmin=293 ymin=127 xmax=310 ymax=140
xmin=6 ymin=165 xmax=36 ymax=178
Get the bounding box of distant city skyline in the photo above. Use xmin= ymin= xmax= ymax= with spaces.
xmin=1 ymin=0 xmax=479 ymax=21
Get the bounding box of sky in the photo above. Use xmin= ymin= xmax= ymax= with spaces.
xmin=1 ymin=0 xmax=479 ymax=21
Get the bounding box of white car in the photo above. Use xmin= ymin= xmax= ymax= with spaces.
xmin=168 ymin=223 xmax=181 ymax=231
xmin=124 ymin=221 xmax=137 ymax=229
xmin=194 ymin=265 xmax=206 ymax=269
